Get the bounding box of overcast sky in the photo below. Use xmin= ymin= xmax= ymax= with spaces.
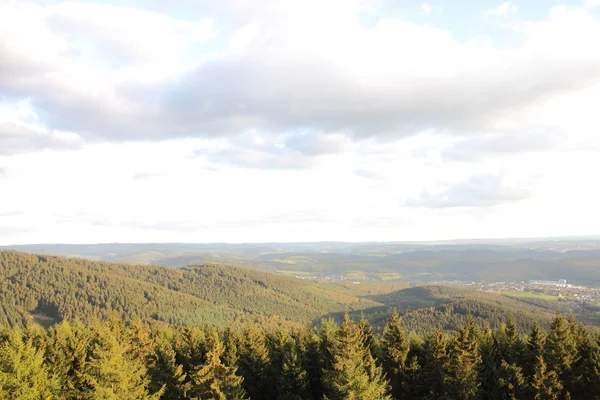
xmin=1 ymin=0 xmax=600 ymax=244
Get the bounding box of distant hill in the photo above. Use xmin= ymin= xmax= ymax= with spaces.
xmin=4 ymin=241 xmax=600 ymax=284
xmin=0 ymin=250 xmax=379 ymax=328
xmin=332 ymin=285 xmax=590 ymax=335
xmin=2 ymin=250 xmax=599 ymax=334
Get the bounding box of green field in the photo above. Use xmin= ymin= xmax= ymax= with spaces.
xmin=502 ymin=291 xmax=559 ymax=301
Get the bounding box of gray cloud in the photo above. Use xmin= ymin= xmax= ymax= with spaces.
xmin=0 ymin=122 xmax=80 ymax=155
xmin=406 ymin=175 xmax=531 ymax=208
xmin=442 ymin=130 xmax=562 ymax=162
xmin=198 ymin=131 xmax=349 ymax=169
xmin=1 ymin=1 xmax=600 ymax=157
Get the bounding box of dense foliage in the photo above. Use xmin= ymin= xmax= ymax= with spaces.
xmin=0 ymin=251 xmax=379 ymax=329
xmin=1 ymin=313 xmax=599 ymax=399
xmin=0 ymin=251 xmax=582 ymax=335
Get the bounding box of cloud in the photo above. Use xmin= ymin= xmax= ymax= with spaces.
xmin=196 ymin=131 xmax=351 ymax=169
xmin=1 ymin=1 xmax=600 ymax=154
xmin=485 ymin=2 xmax=518 ymax=19
xmin=442 ymin=131 xmax=562 ymax=162
xmin=405 ymin=175 xmax=531 ymax=208
xmin=0 ymin=122 xmax=81 ymax=155
xmin=421 ymin=3 xmax=442 ymax=16
xmin=584 ymin=0 xmax=600 ymax=10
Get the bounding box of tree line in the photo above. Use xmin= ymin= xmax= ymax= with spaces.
xmin=1 ymin=311 xmax=598 ymax=399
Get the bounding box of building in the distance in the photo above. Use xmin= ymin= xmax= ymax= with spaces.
xmin=528 ymin=279 xmax=567 ymax=287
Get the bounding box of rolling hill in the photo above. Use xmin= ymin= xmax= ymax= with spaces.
xmin=0 ymin=250 xmax=379 ymax=328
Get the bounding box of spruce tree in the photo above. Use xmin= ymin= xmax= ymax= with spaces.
xmin=85 ymin=325 xmax=163 ymax=399
xmin=418 ymin=328 xmax=450 ymax=400
xmin=530 ymin=355 xmax=562 ymax=400
xmin=0 ymin=328 xmax=57 ymax=400
xmin=46 ymin=320 xmax=94 ymax=398
xmin=297 ymin=325 xmax=323 ymax=400
xmin=269 ymin=330 xmax=309 ymax=400
xmin=446 ymin=316 xmax=482 ymax=400
xmin=147 ymin=332 xmax=188 ymax=400
xmin=566 ymin=325 xmax=600 ymax=399
xmin=324 ymin=314 xmax=391 ymax=400
xmin=545 ymin=314 xmax=578 ymax=398
xmin=190 ymin=328 xmax=247 ymax=400
xmin=381 ymin=309 xmax=410 ymax=398
xmin=238 ymin=325 xmax=273 ymax=400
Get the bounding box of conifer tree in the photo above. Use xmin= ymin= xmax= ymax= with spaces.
xmin=545 ymin=314 xmax=578 ymax=398
xmin=324 ymin=314 xmax=391 ymax=400
xmin=0 ymin=328 xmax=57 ymax=400
xmin=381 ymin=309 xmax=410 ymax=398
xmin=46 ymin=320 xmax=95 ymax=398
xmin=446 ymin=316 xmax=482 ymax=400
xmin=318 ymin=318 xmax=338 ymax=375
xmin=524 ymin=322 xmax=561 ymax=400
xmin=296 ymin=325 xmax=323 ymax=400
xmin=222 ymin=327 xmax=241 ymax=369
xmin=358 ymin=314 xmax=379 ymax=361
xmin=418 ymin=328 xmax=450 ymax=400
xmin=147 ymin=332 xmax=188 ymax=400
xmin=85 ymin=326 xmax=163 ymax=399
xmin=190 ymin=328 xmax=247 ymax=400
xmin=269 ymin=330 xmax=309 ymax=400
xmin=566 ymin=325 xmax=600 ymax=399
xmin=238 ymin=325 xmax=273 ymax=400
xmin=530 ymin=355 xmax=562 ymax=400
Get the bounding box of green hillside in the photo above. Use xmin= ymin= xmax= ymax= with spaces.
xmin=336 ymin=285 xmax=593 ymax=335
xmin=0 ymin=251 xmax=379 ymax=328
xmin=2 ymin=250 xmax=598 ymax=335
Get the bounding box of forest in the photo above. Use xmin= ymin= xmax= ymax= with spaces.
xmin=1 ymin=310 xmax=597 ymax=399
xmin=1 ymin=251 xmax=600 ymax=398
xmin=0 ymin=251 xmax=585 ymax=334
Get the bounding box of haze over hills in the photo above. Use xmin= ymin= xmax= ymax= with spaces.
xmin=4 ymin=237 xmax=600 ymax=285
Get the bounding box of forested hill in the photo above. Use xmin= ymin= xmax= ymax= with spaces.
xmin=0 ymin=250 xmax=592 ymax=334
xmin=354 ymin=285 xmax=581 ymax=335
xmin=0 ymin=250 xmax=379 ymax=328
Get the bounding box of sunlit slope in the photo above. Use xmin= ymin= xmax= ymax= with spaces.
xmin=0 ymin=250 xmax=380 ymax=328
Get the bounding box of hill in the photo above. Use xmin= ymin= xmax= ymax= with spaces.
xmin=2 ymin=250 xmax=598 ymax=335
xmin=0 ymin=250 xmax=379 ymax=328
xmin=5 ymin=241 xmax=600 ymax=284
xmin=333 ymin=285 xmax=592 ymax=335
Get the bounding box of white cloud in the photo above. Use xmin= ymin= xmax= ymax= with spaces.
xmin=421 ymin=3 xmax=442 ymax=15
xmin=584 ymin=0 xmax=600 ymax=10
xmin=485 ymin=2 xmax=518 ymax=19
xmin=1 ymin=1 xmax=600 ymax=243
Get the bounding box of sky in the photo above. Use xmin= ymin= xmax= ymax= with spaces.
xmin=1 ymin=0 xmax=600 ymax=244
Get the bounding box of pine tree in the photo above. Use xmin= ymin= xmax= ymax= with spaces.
xmin=497 ymin=359 xmax=526 ymax=400
xmin=268 ymin=329 xmax=309 ymax=400
xmin=545 ymin=314 xmax=578 ymax=398
xmin=85 ymin=325 xmax=163 ymax=399
xmin=525 ymin=322 xmax=561 ymax=400
xmin=296 ymin=325 xmax=323 ymax=400
xmin=446 ymin=316 xmax=482 ymax=400
xmin=190 ymin=328 xmax=247 ymax=400
xmin=147 ymin=331 xmax=188 ymax=400
xmin=357 ymin=314 xmax=379 ymax=361
xmin=318 ymin=318 xmax=338 ymax=376
xmin=0 ymin=328 xmax=57 ymax=400
xmin=530 ymin=355 xmax=562 ymax=400
xmin=324 ymin=314 xmax=391 ymax=400
xmin=566 ymin=325 xmax=600 ymax=399
xmin=381 ymin=309 xmax=410 ymax=398
xmin=238 ymin=325 xmax=273 ymax=400
xmin=46 ymin=320 xmax=94 ymax=398
xmin=418 ymin=328 xmax=450 ymax=400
